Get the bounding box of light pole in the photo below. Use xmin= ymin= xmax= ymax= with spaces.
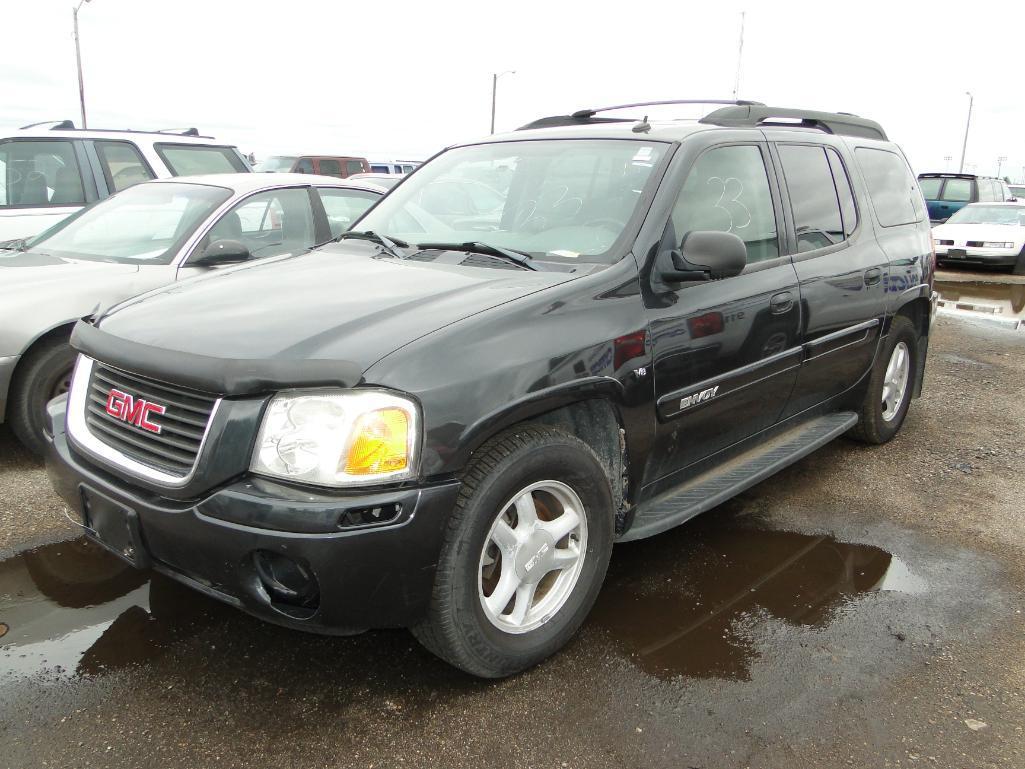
xmin=958 ymin=91 xmax=973 ymax=174
xmin=72 ymin=0 xmax=92 ymax=129
xmin=490 ymin=70 xmax=515 ymax=135
xmin=943 ymin=155 xmax=952 ymax=171
xmin=997 ymin=156 xmax=1007 ymax=178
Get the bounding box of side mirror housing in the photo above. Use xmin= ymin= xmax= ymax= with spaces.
xmin=192 ymin=239 xmax=251 ymax=267
xmin=662 ymin=230 xmax=747 ymax=282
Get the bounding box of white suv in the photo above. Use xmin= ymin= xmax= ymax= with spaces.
xmin=0 ymin=121 xmax=251 ymax=242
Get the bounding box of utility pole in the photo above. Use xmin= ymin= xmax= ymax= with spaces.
xmin=958 ymin=91 xmax=973 ymax=174
xmin=73 ymin=0 xmax=92 ymax=129
xmin=732 ymin=11 xmax=746 ymax=100
xmin=490 ymin=70 xmax=515 ymax=134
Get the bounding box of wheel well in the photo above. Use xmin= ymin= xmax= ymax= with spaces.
xmin=893 ymin=298 xmax=931 ymax=397
xmin=530 ymin=399 xmax=629 ymax=532
xmin=6 ymin=323 xmax=76 ymax=417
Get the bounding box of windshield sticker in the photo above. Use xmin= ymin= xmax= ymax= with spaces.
xmin=549 ymin=249 xmax=580 ymax=259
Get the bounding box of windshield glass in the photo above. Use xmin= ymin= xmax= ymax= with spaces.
xmin=27 ymin=182 xmax=231 ymax=264
xmin=355 ymin=139 xmax=668 ymax=262
xmin=946 ymin=205 xmax=1025 ymax=226
xmin=255 ymin=156 xmax=299 ymax=173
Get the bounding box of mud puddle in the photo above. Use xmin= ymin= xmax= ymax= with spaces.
xmin=589 ymin=512 xmax=926 ymax=680
xmin=0 ymin=537 xmax=230 ymax=681
xmin=935 ymin=279 xmax=1025 ymax=329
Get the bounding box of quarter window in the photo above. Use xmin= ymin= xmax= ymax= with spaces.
xmin=670 ymin=144 xmax=779 ymax=264
xmin=154 ymin=143 xmax=249 ymax=175
xmin=777 ymin=144 xmax=844 ymax=252
xmin=345 ymin=160 xmax=365 ymax=176
xmin=95 ymin=140 xmax=154 ymax=192
xmin=0 ymin=139 xmax=85 ymax=208
xmin=855 ymin=148 xmax=923 ymax=227
xmin=826 ymin=148 xmax=857 ymax=238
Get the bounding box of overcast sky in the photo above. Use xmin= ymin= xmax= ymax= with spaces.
xmin=4 ymin=0 xmax=1024 ymax=179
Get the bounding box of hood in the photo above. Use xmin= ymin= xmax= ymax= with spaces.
xmin=80 ymin=243 xmax=579 ymax=394
xmin=932 ymin=222 xmax=1025 ymax=245
xmin=0 ymin=251 xmax=141 ymax=293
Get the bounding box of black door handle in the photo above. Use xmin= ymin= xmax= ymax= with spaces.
xmin=770 ymin=291 xmax=794 ymax=314
xmin=864 ymin=268 xmax=882 ymax=286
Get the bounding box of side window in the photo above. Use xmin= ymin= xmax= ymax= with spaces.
xmin=854 ymin=148 xmax=922 ymax=227
xmin=318 ymin=158 xmax=342 ymax=177
xmin=345 ymin=160 xmax=365 ymax=176
xmin=670 ymin=144 xmax=779 ymax=263
xmin=977 ymin=179 xmax=992 ymax=202
xmin=95 ymin=141 xmax=154 ymax=192
xmin=370 ymin=164 xmax=389 ymax=173
xmin=826 ymin=148 xmax=857 ymax=238
xmin=777 ymin=144 xmax=844 ymax=253
xmin=318 ymin=188 xmax=380 ymax=238
xmin=0 ymin=139 xmax=85 ymax=208
xmin=201 ymin=187 xmax=315 ymax=259
xmin=941 ymin=178 xmax=973 ymax=202
xmin=295 ymin=158 xmax=314 ymax=174
xmin=154 ymin=144 xmax=249 ymax=175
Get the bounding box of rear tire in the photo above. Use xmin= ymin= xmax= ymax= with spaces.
xmin=8 ymin=336 xmax=77 ymax=457
xmin=850 ymin=316 xmax=918 ymax=444
xmin=413 ymin=424 xmax=614 ymax=678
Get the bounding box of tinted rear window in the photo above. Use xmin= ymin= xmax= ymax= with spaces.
xmin=941 ymin=178 xmax=973 ymax=202
xmin=854 ymin=148 xmax=921 ymax=227
xmin=918 ymin=177 xmax=942 ymax=199
xmin=154 ymin=144 xmax=248 ymax=176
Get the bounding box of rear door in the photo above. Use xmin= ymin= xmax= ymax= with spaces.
xmin=643 ymin=134 xmax=802 ymax=486
xmin=772 ymin=138 xmax=888 ymax=418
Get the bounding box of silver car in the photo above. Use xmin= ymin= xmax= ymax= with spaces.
xmin=0 ymin=172 xmax=385 ymax=454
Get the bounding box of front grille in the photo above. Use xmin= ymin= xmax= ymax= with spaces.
xmin=84 ymin=363 xmax=218 ymax=477
xmin=967 ymin=241 xmax=984 ymax=248
xmin=937 ymin=239 xmax=954 ymax=246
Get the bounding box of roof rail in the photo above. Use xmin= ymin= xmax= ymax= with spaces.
xmin=518 ymin=99 xmax=764 ymax=131
xmin=699 ymin=105 xmax=887 ymax=140
xmin=19 ymin=119 xmax=76 ymax=130
xmin=156 ymin=127 xmax=201 ymax=137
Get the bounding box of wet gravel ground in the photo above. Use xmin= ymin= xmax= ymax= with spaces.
xmin=2 ymin=279 xmax=1025 ymax=768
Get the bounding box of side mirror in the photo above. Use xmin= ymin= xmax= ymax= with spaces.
xmin=191 ymin=239 xmax=251 ymax=267
xmin=662 ymin=230 xmax=747 ymax=282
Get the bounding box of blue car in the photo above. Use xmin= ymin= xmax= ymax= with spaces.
xmin=918 ymin=173 xmax=1013 ymax=223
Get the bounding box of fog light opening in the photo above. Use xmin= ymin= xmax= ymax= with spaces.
xmin=338 ymin=502 xmax=402 ymax=529
xmin=252 ymin=550 xmax=320 ymax=617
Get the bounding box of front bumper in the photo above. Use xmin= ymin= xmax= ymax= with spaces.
xmin=44 ymin=397 xmax=460 ymax=634
xmin=0 ymin=354 xmax=19 ymax=423
xmin=935 ymin=246 xmax=1019 ymax=267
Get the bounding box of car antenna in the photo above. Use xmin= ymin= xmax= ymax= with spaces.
xmin=632 ymin=115 xmax=651 ymax=133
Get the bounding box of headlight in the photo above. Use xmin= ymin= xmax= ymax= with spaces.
xmin=251 ymin=389 xmax=420 ymax=487
xmin=982 ymin=241 xmax=1014 ymax=249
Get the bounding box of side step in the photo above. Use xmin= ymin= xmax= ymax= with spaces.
xmin=619 ymin=411 xmax=858 ymax=542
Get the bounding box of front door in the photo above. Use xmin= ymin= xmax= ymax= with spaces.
xmin=643 ymin=140 xmax=802 ymax=491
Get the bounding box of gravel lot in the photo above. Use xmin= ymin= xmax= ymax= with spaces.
xmin=2 ymin=279 xmax=1024 ymax=768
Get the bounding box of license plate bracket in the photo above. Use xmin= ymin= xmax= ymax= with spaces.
xmin=947 ymin=248 xmax=966 ymax=258
xmin=80 ymin=486 xmax=149 ymax=567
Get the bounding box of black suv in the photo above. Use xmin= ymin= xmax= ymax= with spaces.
xmin=45 ymin=101 xmax=935 ymax=678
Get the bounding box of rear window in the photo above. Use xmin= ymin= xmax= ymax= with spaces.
xmin=854 ymin=148 xmax=921 ymax=227
xmin=154 ymin=143 xmax=248 ymax=176
xmin=345 ymin=159 xmax=365 ymax=176
xmin=941 ymin=178 xmax=973 ymax=202
xmin=918 ymin=177 xmax=943 ymax=199
xmin=0 ymin=139 xmax=86 ymax=208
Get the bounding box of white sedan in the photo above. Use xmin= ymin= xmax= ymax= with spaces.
xmin=932 ymin=202 xmax=1025 ymax=273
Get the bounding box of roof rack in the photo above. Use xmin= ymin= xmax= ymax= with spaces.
xmin=699 ymin=105 xmax=887 ymax=140
xmin=17 ymin=121 xmax=213 ymax=139
xmin=518 ymin=99 xmax=763 ymax=131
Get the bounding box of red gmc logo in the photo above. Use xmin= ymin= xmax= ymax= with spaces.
xmin=105 ymin=389 xmax=166 ymax=434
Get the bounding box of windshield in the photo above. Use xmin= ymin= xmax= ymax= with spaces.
xmin=946 ymin=205 xmax=1025 ymax=226
xmin=255 ymin=156 xmax=299 ymax=173
xmin=26 ymin=182 xmax=232 ymax=264
xmin=355 ymin=139 xmax=668 ymax=263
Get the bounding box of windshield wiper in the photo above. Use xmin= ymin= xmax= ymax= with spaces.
xmin=335 ymin=230 xmax=408 ymax=258
xmin=0 ymin=237 xmax=28 ymax=252
xmin=415 ymin=241 xmax=539 ymax=271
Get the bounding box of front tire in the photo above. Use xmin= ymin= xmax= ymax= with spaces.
xmin=413 ymin=424 xmax=614 ymax=678
xmin=8 ymin=336 xmax=77 ymax=457
xmin=850 ymin=316 xmax=917 ymax=444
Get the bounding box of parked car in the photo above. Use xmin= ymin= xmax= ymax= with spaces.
xmin=369 ymin=160 xmax=421 ymax=174
xmin=347 ymin=172 xmax=404 ymax=189
xmin=0 ymin=121 xmax=251 ymax=243
xmin=254 ymin=155 xmax=369 ymax=178
xmin=1009 ymin=184 xmax=1025 ymax=199
xmin=917 ymin=172 xmax=1013 ymax=223
xmin=931 ymin=202 xmax=1025 ymax=273
xmin=0 ymin=173 xmax=384 ymax=455
xmin=44 ymin=101 xmax=934 ymax=678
